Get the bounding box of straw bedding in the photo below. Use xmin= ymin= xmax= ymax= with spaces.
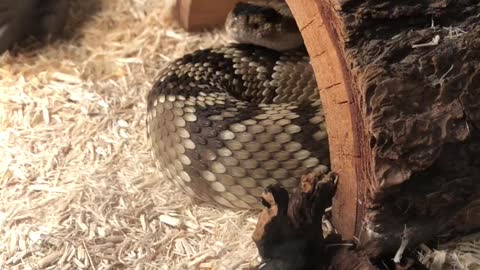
xmin=0 ymin=0 xmax=259 ymax=269
xmin=1 ymin=0 xmax=479 ymax=269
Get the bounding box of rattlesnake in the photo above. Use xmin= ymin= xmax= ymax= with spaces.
xmin=146 ymin=1 xmax=329 ymax=209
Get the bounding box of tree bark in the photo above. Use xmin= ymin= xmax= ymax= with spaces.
xmin=286 ymin=0 xmax=480 ymax=256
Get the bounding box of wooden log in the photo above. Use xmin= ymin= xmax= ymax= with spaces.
xmin=285 ymin=0 xmax=480 ymax=256
xmin=175 ymin=0 xmax=239 ymax=31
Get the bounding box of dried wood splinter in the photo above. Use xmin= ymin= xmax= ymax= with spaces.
xmin=251 ymin=171 xmax=339 ymax=270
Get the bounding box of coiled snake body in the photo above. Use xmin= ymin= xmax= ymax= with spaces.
xmin=146 ymin=1 xmax=329 ymax=209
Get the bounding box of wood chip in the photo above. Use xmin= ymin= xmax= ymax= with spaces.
xmin=51 ymin=72 xmax=82 ymax=84
xmin=160 ymin=214 xmax=181 ymax=227
xmin=37 ymin=251 xmax=63 ymax=269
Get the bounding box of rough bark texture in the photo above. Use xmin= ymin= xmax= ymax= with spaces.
xmin=251 ymin=172 xmax=428 ymax=270
xmin=251 ymin=172 xmax=338 ymax=270
xmin=286 ymin=0 xmax=480 ymax=257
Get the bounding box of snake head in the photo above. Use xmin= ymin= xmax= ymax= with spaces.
xmin=225 ymin=1 xmax=304 ymax=51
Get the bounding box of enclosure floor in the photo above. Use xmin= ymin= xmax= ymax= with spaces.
xmin=0 ymin=0 xmax=258 ymax=269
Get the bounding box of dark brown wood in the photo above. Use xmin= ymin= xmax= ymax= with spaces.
xmin=329 ymin=249 xmax=379 ymax=270
xmin=251 ymin=171 xmax=339 ymax=270
xmin=286 ymin=0 xmax=480 ymax=257
xmin=251 ymin=172 xmax=428 ymax=270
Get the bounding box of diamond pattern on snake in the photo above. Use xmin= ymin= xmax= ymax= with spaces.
xmin=146 ymin=1 xmax=330 ymax=209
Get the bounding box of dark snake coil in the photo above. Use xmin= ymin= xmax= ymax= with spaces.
xmin=146 ymin=3 xmax=329 ymax=209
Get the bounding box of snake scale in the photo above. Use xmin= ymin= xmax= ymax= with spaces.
xmin=146 ymin=1 xmax=329 ymax=209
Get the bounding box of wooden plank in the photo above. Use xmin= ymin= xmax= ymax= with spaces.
xmin=176 ymin=0 xmax=239 ymax=31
